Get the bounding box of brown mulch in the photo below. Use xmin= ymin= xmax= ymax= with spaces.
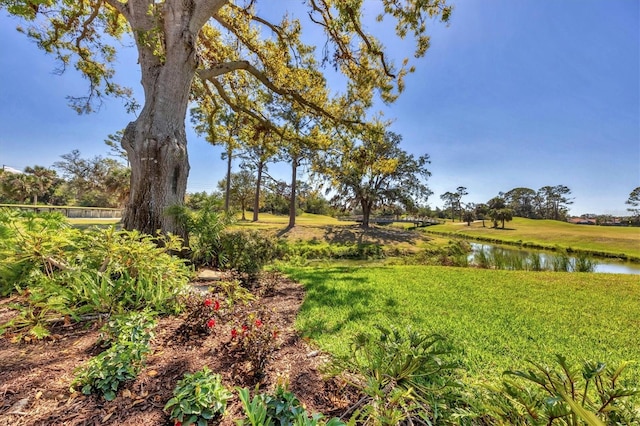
xmin=0 ymin=272 xmax=356 ymax=426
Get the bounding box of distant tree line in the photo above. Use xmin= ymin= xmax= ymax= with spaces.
xmin=438 ymin=185 xmax=640 ymax=228
xmin=0 ymin=144 xmax=129 ymax=208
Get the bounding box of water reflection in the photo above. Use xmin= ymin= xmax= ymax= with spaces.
xmin=469 ymin=243 xmax=640 ymax=275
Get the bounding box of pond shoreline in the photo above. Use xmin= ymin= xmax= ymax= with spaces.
xmin=425 ymin=229 xmax=640 ymax=263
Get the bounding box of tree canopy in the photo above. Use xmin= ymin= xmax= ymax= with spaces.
xmin=2 ymin=0 xmax=452 ymax=238
xmin=315 ymin=125 xmax=431 ymax=228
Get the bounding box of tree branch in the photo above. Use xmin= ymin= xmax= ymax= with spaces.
xmin=344 ymin=6 xmax=395 ymax=78
xmin=103 ymin=0 xmax=129 ymax=20
xmin=199 ymin=61 xmax=347 ymax=124
xmin=206 ymin=78 xmax=286 ymax=139
xmin=76 ymin=1 xmax=101 ymax=53
xmin=192 ymin=0 xmax=228 ymax=32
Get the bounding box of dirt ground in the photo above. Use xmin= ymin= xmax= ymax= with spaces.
xmin=0 ymin=272 xmax=355 ymax=426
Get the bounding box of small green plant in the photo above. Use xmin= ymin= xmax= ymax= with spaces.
xmin=213 ymin=278 xmax=256 ymax=306
xmin=236 ymin=387 xmax=271 ymax=426
xmin=72 ymin=311 xmax=156 ymax=401
xmin=236 ymin=386 xmax=346 ymax=426
xmin=73 ymin=340 xmax=151 ymax=401
xmin=327 ymin=325 xmax=461 ymax=425
xmin=492 ymin=355 xmax=639 ymax=425
xmin=100 ymin=309 xmax=156 ymax=346
xmin=164 ymin=367 xmax=232 ymax=426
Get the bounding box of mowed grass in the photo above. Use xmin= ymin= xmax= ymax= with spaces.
xmin=428 ymin=217 xmax=640 ymax=260
xmin=283 ymin=264 xmax=640 ymax=384
xmin=234 ymin=212 xmax=344 ymax=228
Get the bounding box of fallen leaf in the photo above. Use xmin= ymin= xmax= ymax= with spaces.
xmin=35 ymin=390 xmax=43 ymax=400
xmin=147 ymin=370 xmax=158 ymax=377
xmin=121 ymin=389 xmax=132 ymax=398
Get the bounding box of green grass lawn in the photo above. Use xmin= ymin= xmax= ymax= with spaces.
xmin=427 ymin=217 xmax=640 ymax=261
xmin=282 ymin=264 xmax=640 ymax=385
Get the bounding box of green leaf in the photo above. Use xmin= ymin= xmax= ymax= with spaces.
xmin=164 ymin=397 xmax=179 ymax=410
xmin=560 ymin=392 xmax=605 ymax=426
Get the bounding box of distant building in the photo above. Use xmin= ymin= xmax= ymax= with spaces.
xmin=568 ymin=217 xmax=596 ymax=225
xmin=1 ymin=165 xmax=22 ymax=174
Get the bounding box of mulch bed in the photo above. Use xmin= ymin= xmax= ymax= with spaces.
xmin=0 ymin=272 xmax=355 ymax=426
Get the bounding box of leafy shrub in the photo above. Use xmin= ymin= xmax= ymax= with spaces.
xmin=168 ymin=198 xmax=232 ymax=266
xmin=230 ymin=310 xmax=280 ymax=378
xmin=327 ymin=325 xmax=462 ymax=425
xmin=282 ymin=241 xmax=385 ymax=261
xmin=164 ymin=367 xmax=232 ymax=426
xmin=100 ymin=310 xmax=157 ymax=346
xmin=236 ymin=386 xmax=346 ymax=426
xmin=489 ymin=355 xmax=639 ymax=425
xmin=72 ymin=310 xmax=157 ymax=401
xmin=0 ymin=211 xmax=191 ymax=339
xmin=0 ymin=209 xmax=77 ymax=295
xmin=177 ymin=292 xmax=228 ymax=337
xmin=218 ymin=229 xmax=282 ymax=276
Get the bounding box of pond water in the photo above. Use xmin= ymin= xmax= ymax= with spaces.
xmin=468 ymin=243 xmax=640 ymax=275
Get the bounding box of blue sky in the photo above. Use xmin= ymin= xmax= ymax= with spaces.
xmin=0 ymin=0 xmax=638 ymax=216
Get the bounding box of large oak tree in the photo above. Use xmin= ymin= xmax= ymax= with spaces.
xmin=2 ymin=0 xmax=451 ymax=239
xmin=316 ymin=125 xmax=432 ymax=228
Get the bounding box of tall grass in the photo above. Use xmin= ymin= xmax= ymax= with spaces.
xmin=472 ymin=247 xmax=596 ymax=272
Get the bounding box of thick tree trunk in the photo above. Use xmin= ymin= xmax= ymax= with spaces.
xmin=252 ymin=162 xmax=263 ymax=222
xmin=120 ymin=2 xmax=200 ymax=242
xmin=122 ymin=113 xmax=190 ymax=240
xmin=288 ymin=157 xmax=298 ymax=229
xmin=121 ymin=36 xmax=196 ymax=240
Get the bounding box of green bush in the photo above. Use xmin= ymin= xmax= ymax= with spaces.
xmin=0 ymin=208 xmax=77 ymax=295
xmin=0 ymin=211 xmax=191 ymax=340
xmin=283 ymin=241 xmax=385 ymax=261
xmin=218 ymin=229 xmax=283 ymax=276
xmin=168 ymin=198 xmax=232 ymax=267
xmin=164 ymin=367 xmax=232 ymax=426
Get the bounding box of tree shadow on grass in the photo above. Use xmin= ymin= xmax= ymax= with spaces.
xmin=322 ymin=225 xmax=422 ymax=246
xmin=294 ymin=269 xmax=403 ymax=340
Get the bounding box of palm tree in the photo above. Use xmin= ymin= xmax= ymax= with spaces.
xmin=487 ymin=197 xmax=513 ymax=229
xmin=24 ymin=166 xmax=57 ymax=205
